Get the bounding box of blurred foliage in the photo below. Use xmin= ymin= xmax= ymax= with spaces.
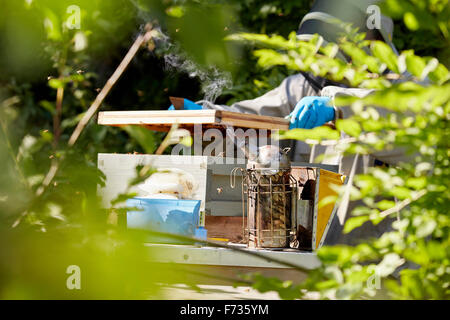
xmin=380 ymin=0 xmax=450 ymax=66
xmin=232 ymin=2 xmax=449 ymax=300
xmin=0 ymin=0 xmax=449 ymax=299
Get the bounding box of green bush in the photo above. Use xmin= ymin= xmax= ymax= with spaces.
xmin=230 ymin=1 xmax=449 ymax=299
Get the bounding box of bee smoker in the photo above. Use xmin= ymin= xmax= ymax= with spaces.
xmin=232 ymin=146 xmax=298 ymax=249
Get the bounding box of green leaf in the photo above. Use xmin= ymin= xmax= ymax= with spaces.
xmin=43 ymin=8 xmax=62 ymax=41
xmin=318 ymin=195 xmax=338 ymax=209
xmin=39 ymin=129 xmax=53 ymax=142
xmin=405 ymin=177 xmax=426 ymax=190
xmin=376 ymin=200 xmax=396 ymax=211
xmin=389 ymin=187 xmax=411 ymax=200
xmin=336 ymin=119 xmax=361 ymax=137
xmin=179 ymin=135 xmax=193 ymax=147
xmin=340 ymin=42 xmax=383 ymax=73
xmin=315 ymin=279 xmax=339 ymax=290
xmin=428 ymin=63 xmax=450 ymax=84
xmin=344 ymin=216 xmax=370 ymax=233
xmin=371 ymin=41 xmax=399 ymax=73
xmin=277 ymin=126 xmax=340 ymax=142
xmin=404 ymin=12 xmax=419 ymax=31
xmin=253 ymin=49 xmax=291 ymax=68
xmin=317 ymin=246 xmax=353 ymax=265
xmin=228 ymin=32 xmax=300 ymax=50
xmin=48 ymin=79 xmax=65 ymax=89
xmin=399 ymin=270 xmax=423 ymax=299
xmin=166 ymin=6 xmax=185 ymax=18
xmin=320 ymin=43 xmax=339 ymax=58
xmin=352 ymin=206 xmax=372 ymax=216
xmin=361 ymin=119 xmax=384 ymax=131
xmin=403 ymin=51 xmax=426 ymax=78
xmin=111 ymin=192 xmax=138 ymax=206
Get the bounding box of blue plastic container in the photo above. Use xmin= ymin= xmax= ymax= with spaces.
xmin=126 ymin=198 xmax=201 ymax=244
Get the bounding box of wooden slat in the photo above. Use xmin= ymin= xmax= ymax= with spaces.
xmin=218 ymin=110 xmax=289 ymax=130
xmin=98 ymin=110 xmax=290 ymax=131
xmin=98 ymin=110 xmax=219 ymax=126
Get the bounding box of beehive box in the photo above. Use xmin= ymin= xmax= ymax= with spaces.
xmin=98 ymin=153 xmax=342 ymax=248
xmin=97 ymin=153 xmax=245 ymax=216
xmin=98 ymin=154 xmax=339 ymax=215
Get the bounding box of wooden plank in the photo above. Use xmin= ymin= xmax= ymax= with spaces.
xmin=218 ymin=110 xmax=289 ymax=130
xmin=98 ymin=110 xmax=220 ymax=126
xmin=98 ymin=110 xmax=290 ymax=131
xmin=205 ymin=216 xmax=246 ymax=243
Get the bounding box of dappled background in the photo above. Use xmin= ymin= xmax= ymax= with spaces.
xmin=0 ymin=0 xmax=448 ymax=299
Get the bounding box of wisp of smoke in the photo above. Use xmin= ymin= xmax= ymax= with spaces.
xmin=132 ymin=18 xmax=232 ymax=106
xmin=163 ymin=51 xmax=232 ymax=106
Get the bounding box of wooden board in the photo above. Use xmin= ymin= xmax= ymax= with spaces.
xmin=98 ymin=110 xmax=290 ymax=131
xmin=205 ymin=216 xmax=246 ymax=243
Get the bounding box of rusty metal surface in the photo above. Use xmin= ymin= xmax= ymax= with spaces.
xmin=243 ymin=169 xmax=297 ymax=249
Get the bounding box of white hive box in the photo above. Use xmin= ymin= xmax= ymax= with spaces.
xmin=97 ymin=153 xmax=245 ymax=216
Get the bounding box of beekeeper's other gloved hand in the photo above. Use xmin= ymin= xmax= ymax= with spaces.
xmin=289 ymin=96 xmax=334 ymax=129
xmin=168 ymin=98 xmax=203 ymax=110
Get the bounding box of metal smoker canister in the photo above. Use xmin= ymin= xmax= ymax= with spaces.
xmin=237 ymin=146 xmax=297 ymax=249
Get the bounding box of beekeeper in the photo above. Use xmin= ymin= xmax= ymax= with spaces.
xmin=173 ymin=0 xmax=405 ymax=166
xmin=201 ymin=0 xmax=403 ymax=162
xmin=171 ymin=0 xmax=411 ymax=244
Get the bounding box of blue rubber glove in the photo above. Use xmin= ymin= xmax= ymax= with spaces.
xmin=168 ymin=98 xmax=203 ymax=110
xmin=289 ymin=96 xmax=334 ymax=129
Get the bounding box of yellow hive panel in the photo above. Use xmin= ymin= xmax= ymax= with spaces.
xmin=315 ymin=169 xmax=344 ymax=249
